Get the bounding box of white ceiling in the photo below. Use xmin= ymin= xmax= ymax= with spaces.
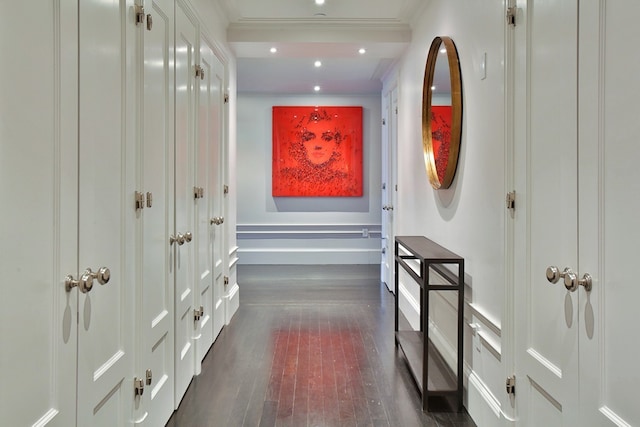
xmin=215 ymin=0 xmax=427 ymax=94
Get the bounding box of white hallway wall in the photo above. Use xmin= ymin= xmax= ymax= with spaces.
xmin=236 ymin=94 xmax=382 ymax=265
xmin=386 ymin=0 xmax=509 ymax=425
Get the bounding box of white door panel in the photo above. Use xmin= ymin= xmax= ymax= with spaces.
xmin=196 ymin=37 xmax=214 ymax=362
xmin=381 ymin=88 xmax=398 ymax=293
xmin=578 ymin=2 xmax=640 ymax=425
xmin=204 ymin=41 xmax=226 ymax=345
xmin=0 ymin=2 xmax=78 ymax=425
xmin=514 ymin=0 xmax=579 ymax=425
xmin=77 ymin=0 xmax=135 ymax=424
xmin=136 ymin=0 xmax=175 ymax=424
xmin=175 ymin=0 xmax=198 ymax=404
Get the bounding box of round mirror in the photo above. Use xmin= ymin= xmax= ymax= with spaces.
xmin=422 ymin=36 xmax=462 ymax=189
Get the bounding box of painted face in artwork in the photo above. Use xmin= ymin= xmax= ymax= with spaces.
xmin=300 ymin=119 xmax=340 ymax=165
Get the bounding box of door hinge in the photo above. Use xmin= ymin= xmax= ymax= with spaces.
xmin=145 ymin=369 xmax=153 ymax=386
xmin=135 ymin=191 xmax=145 ymax=211
xmin=224 ymin=276 xmax=229 ymax=288
xmin=223 ymin=184 xmax=229 ymax=195
xmin=194 ymin=186 xmax=204 ymax=199
xmin=134 ymin=377 xmax=144 ymax=396
xmin=382 ymin=118 xmax=386 ymax=126
xmin=134 ymin=5 xmax=145 ymax=26
xmin=506 ymin=191 xmax=516 ymax=211
xmin=146 ymin=191 xmax=153 ymax=208
xmin=507 ymin=6 xmax=517 ymax=27
xmin=506 ymin=375 xmax=516 ymax=395
xmin=194 ymin=305 xmax=204 ymax=322
xmin=395 ymin=106 xmax=398 ymax=114
xmin=224 ymin=93 xmax=230 ymax=104
xmin=195 ymin=65 xmax=205 ymax=80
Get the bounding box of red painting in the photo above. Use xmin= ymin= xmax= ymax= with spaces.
xmin=272 ymin=106 xmax=363 ymax=197
xmin=430 ymin=105 xmax=453 ymax=183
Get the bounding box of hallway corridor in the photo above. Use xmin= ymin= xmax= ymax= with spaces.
xmin=166 ymin=265 xmax=475 ymax=427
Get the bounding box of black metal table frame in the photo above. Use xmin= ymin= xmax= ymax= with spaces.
xmin=394 ymin=236 xmax=464 ymax=412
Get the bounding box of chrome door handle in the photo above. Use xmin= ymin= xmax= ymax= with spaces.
xmin=546 ymin=266 xmax=571 ymax=284
xmin=65 ymin=267 xmax=110 ymax=293
xmin=563 ymin=271 xmax=592 ymax=292
xmin=170 ymin=233 xmax=185 ymax=245
xmin=546 ymin=266 xmax=592 ymax=292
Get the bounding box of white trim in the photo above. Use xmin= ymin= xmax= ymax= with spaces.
xmin=237 ymin=248 xmax=380 ymax=265
xmin=237 ymin=223 xmax=382 ymax=239
xmin=224 ymin=283 xmax=239 ymax=324
xmin=468 ymin=370 xmax=502 ymax=419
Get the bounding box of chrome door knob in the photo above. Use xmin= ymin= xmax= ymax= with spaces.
xmin=547 ymin=266 xmax=592 ymax=292
xmin=546 ymin=266 xmax=570 ymax=284
xmin=65 ymin=275 xmax=79 ymax=292
xmin=564 ymin=271 xmax=593 ymax=292
xmin=65 ymin=267 xmax=110 ymax=293
xmin=184 ymin=232 xmax=192 ymax=243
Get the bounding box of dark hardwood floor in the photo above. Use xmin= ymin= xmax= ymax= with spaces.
xmin=166 ymin=265 xmax=476 ymax=427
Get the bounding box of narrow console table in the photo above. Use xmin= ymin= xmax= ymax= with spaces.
xmin=394 ymin=236 xmax=464 ymax=412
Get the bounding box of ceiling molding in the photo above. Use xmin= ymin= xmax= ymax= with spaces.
xmin=227 ymin=21 xmax=411 ymax=44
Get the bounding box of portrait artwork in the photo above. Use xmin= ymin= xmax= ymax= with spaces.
xmin=430 ymin=105 xmax=453 ymax=183
xmin=272 ymin=106 xmax=363 ymax=197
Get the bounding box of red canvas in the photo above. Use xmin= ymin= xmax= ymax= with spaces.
xmin=430 ymin=105 xmax=453 ymax=183
xmin=272 ymin=106 xmax=363 ymax=197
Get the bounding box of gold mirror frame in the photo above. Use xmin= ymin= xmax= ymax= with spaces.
xmin=422 ymin=36 xmax=462 ymax=189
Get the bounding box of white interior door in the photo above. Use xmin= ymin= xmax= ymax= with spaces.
xmin=76 ymin=0 xmax=136 ymax=425
xmin=195 ymin=36 xmax=226 ymax=363
xmin=207 ymin=45 xmax=226 ymax=343
xmin=577 ymin=2 xmax=640 ymax=425
xmin=381 ymin=87 xmax=398 ymax=293
xmin=381 ymin=92 xmax=390 ymax=287
xmin=513 ymin=1 xmax=580 ymax=425
xmin=174 ymin=0 xmax=198 ymax=404
xmin=136 ymin=0 xmax=176 ymax=424
xmin=194 ymin=37 xmax=213 ymax=363
xmin=0 ymin=2 xmax=78 ymax=425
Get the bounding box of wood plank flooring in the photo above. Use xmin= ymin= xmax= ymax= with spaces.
xmin=166 ymin=265 xmax=476 ymax=427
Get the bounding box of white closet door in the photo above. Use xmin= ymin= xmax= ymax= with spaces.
xmin=174 ymin=0 xmax=198 ymax=404
xmin=202 ymin=39 xmax=226 ymax=348
xmin=76 ymin=0 xmax=136 ymax=425
xmin=513 ymin=1 xmax=580 ymax=425
xmin=381 ymin=87 xmax=398 ymax=293
xmin=195 ymin=36 xmax=213 ymax=362
xmin=136 ymin=0 xmax=176 ymax=424
xmin=577 ymin=2 xmax=640 ymax=425
xmin=0 ymin=2 xmax=78 ymax=425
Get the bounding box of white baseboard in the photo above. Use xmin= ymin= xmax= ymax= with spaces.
xmin=237 ymin=248 xmax=380 ymax=265
xmin=225 ymin=283 xmax=239 ymax=324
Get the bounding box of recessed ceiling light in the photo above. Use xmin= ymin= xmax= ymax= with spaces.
xmin=314 ymin=85 xmax=321 ymax=92
xmin=358 ymin=48 xmax=366 ymax=55
xmin=315 ymin=0 xmax=325 ymax=5
xmin=270 ymin=47 xmax=277 ymax=53
xmin=314 ymin=60 xmax=322 ymax=67
xmin=431 ymin=85 xmax=436 ymax=91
